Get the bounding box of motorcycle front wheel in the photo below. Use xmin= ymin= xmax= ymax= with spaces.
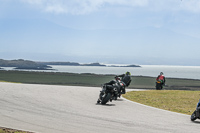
xmin=191 ymin=111 xmax=197 ymax=121
xmin=101 ymin=93 xmax=111 ymax=105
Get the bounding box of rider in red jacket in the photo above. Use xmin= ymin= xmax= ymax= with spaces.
xmin=156 ymin=72 xmax=166 ymax=85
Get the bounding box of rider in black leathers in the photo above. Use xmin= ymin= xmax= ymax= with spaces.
xmin=116 ymin=71 xmax=131 ymax=94
xmin=104 ymin=71 xmax=131 ymax=94
xmin=196 ymin=99 xmax=200 ymax=117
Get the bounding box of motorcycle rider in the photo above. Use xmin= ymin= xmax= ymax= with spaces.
xmin=156 ymin=72 xmax=166 ymax=86
xmin=104 ymin=71 xmax=132 ymax=94
xmin=116 ymin=71 xmax=131 ymax=93
xmin=196 ymin=99 xmax=200 ymax=117
xmin=197 ymin=100 xmax=200 ymax=108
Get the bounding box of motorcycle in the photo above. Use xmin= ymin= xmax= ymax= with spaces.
xmin=191 ymin=100 xmax=200 ymax=121
xmin=97 ymin=84 xmax=118 ymax=104
xmin=97 ymin=77 xmax=126 ymax=104
xmin=114 ymin=77 xmax=126 ymax=99
xmin=156 ymin=80 xmax=163 ymax=90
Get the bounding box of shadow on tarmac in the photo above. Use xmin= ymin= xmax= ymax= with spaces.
xmin=95 ymin=103 xmax=116 ymax=106
xmin=191 ymin=120 xmax=200 ymax=124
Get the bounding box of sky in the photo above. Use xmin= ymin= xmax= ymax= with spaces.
xmin=0 ymin=0 xmax=200 ymax=65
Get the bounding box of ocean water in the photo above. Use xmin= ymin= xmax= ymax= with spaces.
xmin=2 ymin=65 xmax=200 ymax=80
xmin=49 ymin=65 xmax=200 ymax=80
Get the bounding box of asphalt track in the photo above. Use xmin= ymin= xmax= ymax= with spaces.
xmin=0 ymin=82 xmax=199 ymax=133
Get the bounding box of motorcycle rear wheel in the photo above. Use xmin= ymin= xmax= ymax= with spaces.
xmin=156 ymin=83 xmax=162 ymax=90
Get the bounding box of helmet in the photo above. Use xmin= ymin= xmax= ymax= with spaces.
xmin=160 ymin=72 xmax=163 ymax=75
xmin=126 ymin=71 xmax=131 ymax=75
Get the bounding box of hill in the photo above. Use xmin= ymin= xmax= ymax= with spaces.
xmin=0 ymin=59 xmax=140 ymax=69
xmin=0 ymin=59 xmax=52 ymax=70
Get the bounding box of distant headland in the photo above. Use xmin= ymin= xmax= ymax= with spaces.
xmin=0 ymin=59 xmax=141 ymax=70
xmin=0 ymin=59 xmax=53 ymax=70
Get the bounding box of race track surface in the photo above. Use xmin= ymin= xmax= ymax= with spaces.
xmin=0 ymin=82 xmax=199 ymax=133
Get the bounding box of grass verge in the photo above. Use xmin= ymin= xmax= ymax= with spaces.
xmin=0 ymin=127 xmax=33 ymax=133
xmin=1 ymin=70 xmax=200 ymax=90
xmin=123 ymin=90 xmax=200 ymax=115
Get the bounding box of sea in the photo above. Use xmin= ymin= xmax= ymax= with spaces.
xmin=2 ymin=65 xmax=200 ymax=80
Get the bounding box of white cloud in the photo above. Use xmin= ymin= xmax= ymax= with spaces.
xmin=180 ymin=0 xmax=200 ymax=13
xmin=21 ymin=0 xmax=43 ymax=5
xmin=150 ymin=0 xmax=200 ymax=13
xmin=19 ymin=0 xmax=200 ymax=15
xmin=20 ymin=0 xmax=148 ymax=15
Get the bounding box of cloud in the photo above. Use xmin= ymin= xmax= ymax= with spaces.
xmin=21 ymin=0 xmax=43 ymax=4
xmin=180 ymin=0 xmax=200 ymax=13
xmin=19 ymin=0 xmax=200 ymax=15
xmin=20 ymin=0 xmax=148 ymax=15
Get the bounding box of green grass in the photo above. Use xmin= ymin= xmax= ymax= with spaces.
xmin=0 ymin=70 xmax=113 ymax=87
xmin=131 ymin=76 xmax=200 ymax=90
xmin=123 ymin=90 xmax=200 ymax=115
xmin=1 ymin=70 xmax=200 ymax=90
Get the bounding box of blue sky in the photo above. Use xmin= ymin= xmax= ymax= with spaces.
xmin=0 ymin=0 xmax=200 ymax=65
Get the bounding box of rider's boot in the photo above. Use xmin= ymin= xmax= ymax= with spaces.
xmin=110 ymin=98 xmax=112 ymax=102
xmin=97 ymin=99 xmax=101 ymax=104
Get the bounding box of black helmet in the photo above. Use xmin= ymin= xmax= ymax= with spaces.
xmin=126 ymin=71 xmax=131 ymax=75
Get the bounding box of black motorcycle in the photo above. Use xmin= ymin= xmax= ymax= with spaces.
xmin=156 ymin=80 xmax=163 ymax=90
xmin=191 ymin=100 xmax=200 ymax=121
xmin=97 ymin=77 xmax=126 ymax=104
xmin=97 ymin=85 xmax=118 ymax=104
xmin=114 ymin=77 xmax=126 ymax=99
